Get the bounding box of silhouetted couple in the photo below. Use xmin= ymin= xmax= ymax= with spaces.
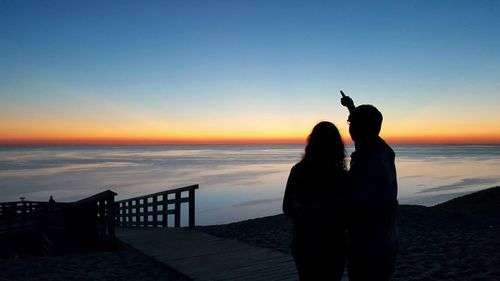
xmin=283 ymin=93 xmax=398 ymax=281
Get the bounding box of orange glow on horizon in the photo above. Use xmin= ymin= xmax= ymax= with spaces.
xmin=1 ymin=134 xmax=500 ymax=145
xmin=3 ymin=105 xmax=499 ymax=145
xmin=383 ymin=135 xmax=500 ymax=145
xmin=0 ymin=137 xmax=306 ymax=146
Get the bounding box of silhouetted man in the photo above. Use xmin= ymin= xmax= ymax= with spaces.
xmin=341 ymin=91 xmax=398 ymax=281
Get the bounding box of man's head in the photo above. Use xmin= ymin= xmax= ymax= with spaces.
xmin=348 ymin=104 xmax=382 ymax=143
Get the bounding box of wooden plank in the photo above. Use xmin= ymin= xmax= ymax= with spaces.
xmin=162 ymin=199 xmax=168 ymax=227
xmin=188 ymin=189 xmax=195 ymax=228
xmin=152 ymin=196 xmax=158 ymax=225
xmin=128 ymin=200 xmax=134 ymax=227
xmin=174 ymin=192 xmax=181 ymax=228
xmin=116 ymin=185 xmax=198 ymax=205
xmin=116 ymin=227 xmax=300 ymax=281
xmin=74 ymin=190 xmax=117 ymax=205
xmin=107 ymin=195 xmax=115 ymax=238
xmin=165 ymin=197 xmax=190 ymax=204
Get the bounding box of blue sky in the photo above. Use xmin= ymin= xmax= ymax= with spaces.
xmin=1 ymin=0 xmax=499 ymax=143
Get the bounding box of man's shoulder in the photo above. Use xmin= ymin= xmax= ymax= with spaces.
xmin=377 ymin=137 xmax=395 ymax=159
xmin=351 ymin=138 xmax=395 ymax=162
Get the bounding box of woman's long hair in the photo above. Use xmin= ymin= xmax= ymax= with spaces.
xmin=303 ymin=121 xmax=346 ymax=171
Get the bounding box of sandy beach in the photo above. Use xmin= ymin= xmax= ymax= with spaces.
xmin=199 ymin=186 xmax=500 ymax=281
xmin=0 ymin=242 xmax=191 ymax=281
xmin=1 ymin=186 xmax=499 ymax=281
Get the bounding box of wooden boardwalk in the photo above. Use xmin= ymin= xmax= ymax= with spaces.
xmin=117 ymin=227 xmax=298 ymax=281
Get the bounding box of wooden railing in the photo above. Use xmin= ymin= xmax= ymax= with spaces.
xmin=0 ymin=190 xmax=117 ymax=256
xmin=0 ymin=201 xmax=48 ymax=217
xmin=64 ymin=190 xmax=117 ymax=250
xmin=116 ymin=184 xmax=198 ymax=228
xmin=0 ymin=201 xmax=64 ymax=234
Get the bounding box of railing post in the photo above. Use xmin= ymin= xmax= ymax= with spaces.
xmin=189 ymin=188 xmax=195 ymax=228
xmin=133 ymin=200 xmax=137 ymax=227
xmin=152 ymin=196 xmax=158 ymax=227
xmin=21 ymin=201 xmax=26 ymax=231
xmin=107 ymin=196 xmax=115 ymax=239
xmin=174 ymin=192 xmax=181 ymax=228
xmin=162 ymin=197 xmax=168 ymax=227
xmin=97 ymin=198 xmax=105 ymax=236
xmin=127 ymin=201 xmax=137 ymax=226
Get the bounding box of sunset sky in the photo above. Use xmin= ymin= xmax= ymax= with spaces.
xmin=1 ymin=0 xmax=499 ymax=145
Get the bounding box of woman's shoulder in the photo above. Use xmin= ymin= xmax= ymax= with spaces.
xmin=291 ymin=160 xmax=306 ymax=172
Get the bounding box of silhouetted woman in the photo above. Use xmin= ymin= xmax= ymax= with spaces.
xmin=283 ymin=121 xmax=347 ymax=281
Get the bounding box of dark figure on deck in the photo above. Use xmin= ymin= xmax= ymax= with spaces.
xmin=48 ymin=195 xmax=56 ymax=208
xmin=283 ymin=121 xmax=348 ymax=281
xmin=341 ymin=92 xmax=399 ymax=281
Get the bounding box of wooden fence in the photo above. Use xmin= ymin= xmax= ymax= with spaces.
xmin=0 ymin=201 xmax=61 ymax=234
xmin=0 ymin=190 xmax=117 ymax=256
xmin=64 ymin=190 xmax=117 ymax=250
xmin=116 ymin=184 xmax=198 ymax=228
xmin=0 ymin=200 xmax=48 ymax=217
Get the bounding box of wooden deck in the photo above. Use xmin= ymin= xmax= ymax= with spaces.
xmin=117 ymin=227 xmax=298 ymax=281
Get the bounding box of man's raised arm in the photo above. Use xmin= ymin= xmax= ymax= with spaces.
xmin=340 ymin=90 xmax=355 ymax=113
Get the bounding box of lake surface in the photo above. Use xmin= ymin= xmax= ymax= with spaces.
xmin=1 ymin=144 xmax=499 ymax=225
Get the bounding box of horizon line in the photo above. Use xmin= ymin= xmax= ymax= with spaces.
xmin=1 ymin=137 xmax=500 ymax=146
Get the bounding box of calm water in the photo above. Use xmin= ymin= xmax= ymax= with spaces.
xmin=1 ymin=145 xmax=499 ymax=225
